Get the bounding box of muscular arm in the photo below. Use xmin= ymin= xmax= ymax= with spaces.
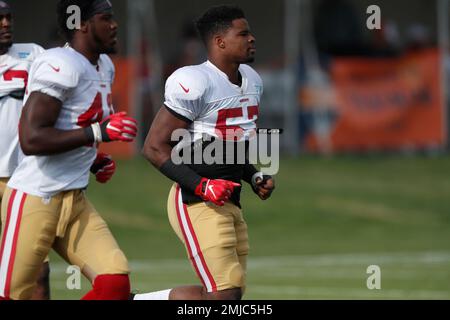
xmin=142 ymin=106 xmax=205 ymax=193
xmin=142 ymin=106 xmax=190 ymax=168
xmin=143 ymin=106 xmax=245 ymax=204
xmin=19 ymin=92 xmax=92 ymax=156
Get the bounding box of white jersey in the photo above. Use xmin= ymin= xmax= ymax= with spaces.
xmin=8 ymin=46 xmax=115 ymax=197
xmin=164 ymin=60 xmax=263 ymax=143
xmin=0 ymin=43 xmax=44 ymax=178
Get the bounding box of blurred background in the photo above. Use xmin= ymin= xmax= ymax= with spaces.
xmin=9 ymin=0 xmax=450 ymax=299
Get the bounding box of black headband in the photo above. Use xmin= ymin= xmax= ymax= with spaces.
xmin=85 ymin=0 xmax=113 ymax=20
xmin=0 ymin=1 xmax=11 ymax=15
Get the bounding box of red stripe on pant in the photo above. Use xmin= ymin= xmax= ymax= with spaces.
xmin=0 ymin=190 xmax=26 ymax=299
xmin=182 ymin=202 xmax=217 ymax=292
xmin=0 ymin=189 xmax=17 ymax=299
xmin=0 ymin=189 xmax=17 ymax=272
xmin=175 ymin=186 xmax=217 ymax=292
xmin=5 ymin=192 xmax=26 ymax=298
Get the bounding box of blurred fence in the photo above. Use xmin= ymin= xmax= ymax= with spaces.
xmin=125 ymin=0 xmax=450 ymax=156
xmin=10 ymin=0 xmax=450 ymax=156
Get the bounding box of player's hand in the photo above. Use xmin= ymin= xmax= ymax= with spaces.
xmin=97 ymin=112 xmax=138 ymax=143
xmin=252 ymin=174 xmax=275 ymax=200
xmin=195 ymin=178 xmax=241 ymax=206
xmin=90 ymin=152 xmax=116 ymax=184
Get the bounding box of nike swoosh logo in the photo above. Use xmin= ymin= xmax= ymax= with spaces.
xmin=207 ymin=185 xmax=216 ymax=199
xmin=179 ymin=83 xmax=190 ymax=93
xmin=48 ymin=64 xmax=60 ymax=72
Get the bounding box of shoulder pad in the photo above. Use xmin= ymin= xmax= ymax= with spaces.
xmin=167 ymin=66 xmax=209 ymax=98
xmin=30 ymin=48 xmax=81 ymax=90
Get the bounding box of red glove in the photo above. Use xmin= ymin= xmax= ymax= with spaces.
xmin=91 ymin=153 xmax=116 ymax=184
xmin=94 ymin=112 xmax=138 ymax=143
xmin=195 ymin=178 xmax=241 ymax=206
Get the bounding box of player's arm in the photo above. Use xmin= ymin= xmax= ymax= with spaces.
xmin=20 ymin=54 xmax=137 ymax=156
xmin=142 ymin=106 xmax=189 ymax=168
xmin=242 ymin=72 xmax=274 ymax=200
xmin=143 ymin=106 xmax=240 ymax=206
xmin=20 ymin=92 xmax=137 ymax=156
xmin=19 ymin=92 xmax=91 ymax=155
xmin=243 ymin=162 xmax=275 ymax=201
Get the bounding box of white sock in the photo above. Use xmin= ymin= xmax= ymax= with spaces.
xmin=133 ymin=289 xmax=172 ymax=300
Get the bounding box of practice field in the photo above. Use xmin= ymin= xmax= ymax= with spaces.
xmin=49 ymin=155 xmax=450 ymax=300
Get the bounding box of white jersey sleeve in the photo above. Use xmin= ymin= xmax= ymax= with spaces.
xmin=0 ymin=43 xmax=44 ymax=98
xmin=164 ymin=67 xmax=209 ymax=122
xmin=27 ymin=53 xmax=80 ymax=101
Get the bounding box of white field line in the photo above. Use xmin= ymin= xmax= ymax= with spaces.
xmin=248 ymin=268 xmax=438 ymax=279
xmin=249 ymin=285 xmax=450 ymax=300
xmin=48 ymin=251 xmax=450 ymax=299
xmin=48 ymin=251 xmax=450 ymax=274
xmin=246 ymin=251 xmax=450 ymax=268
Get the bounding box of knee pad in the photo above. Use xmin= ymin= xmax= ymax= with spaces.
xmin=227 ymin=263 xmax=246 ymax=289
xmin=93 ymin=274 xmax=130 ymax=300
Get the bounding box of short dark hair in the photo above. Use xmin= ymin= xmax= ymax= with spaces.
xmin=57 ymin=0 xmax=96 ymax=41
xmin=195 ymin=5 xmax=246 ymax=45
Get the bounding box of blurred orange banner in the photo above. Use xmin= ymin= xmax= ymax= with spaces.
xmin=306 ymin=49 xmax=446 ymax=152
xmin=99 ymin=57 xmax=137 ymax=159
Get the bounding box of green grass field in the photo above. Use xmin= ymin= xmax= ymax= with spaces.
xmin=49 ymin=155 xmax=450 ymax=299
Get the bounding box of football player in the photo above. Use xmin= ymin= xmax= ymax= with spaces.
xmin=0 ymin=1 xmax=50 ymax=300
xmin=138 ymin=5 xmax=275 ymax=300
xmin=0 ymin=0 xmax=137 ymax=300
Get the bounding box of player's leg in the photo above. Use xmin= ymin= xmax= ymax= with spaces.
xmin=0 ymin=177 xmax=8 ymax=226
xmin=0 ymin=179 xmax=51 ymax=301
xmin=0 ymin=188 xmax=58 ymax=300
xmin=52 ymin=191 xmax=130 ymax=300
xmin=0 ymin=177 xmax=7 ymax=228
xmin=235 ymin=209 xmax=249 ymax=297
xmin=134 ymin=184 xmax=244 ymax=300
xmin=30 ymin=261 xmax=50 ymax=300
xmin=0 ymin=178 xmax=8 ymax=199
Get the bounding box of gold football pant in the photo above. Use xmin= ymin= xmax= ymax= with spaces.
xmin=1 ymin=178 xmax=50 ymax=274
xmin=168 ymin=184 xmax=249 ymax=292
xmin=0 ymin=187 xmax=129 ymax=300
xmin=0 ymin=178 xmax=9 ymax=232
xmin=0 ymin=178 xmax=7 ymax=199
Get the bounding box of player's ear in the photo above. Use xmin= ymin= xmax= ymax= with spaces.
xmin=213 ymin=35 xmax=226 ymax=50
xmin=79 ymin=20 xmax=89 ymax=34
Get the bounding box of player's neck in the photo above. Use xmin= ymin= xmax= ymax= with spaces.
xmin=208 ymin=57 xmax=241 ymax=86
xmin=0 ymin=44 xmax=11 ymax=56
xmin=70 ymin=40 xmax=100 ymax=65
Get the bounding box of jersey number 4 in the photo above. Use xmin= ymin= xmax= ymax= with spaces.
xmin=77 ymin=92 xmax=113 ymax=128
